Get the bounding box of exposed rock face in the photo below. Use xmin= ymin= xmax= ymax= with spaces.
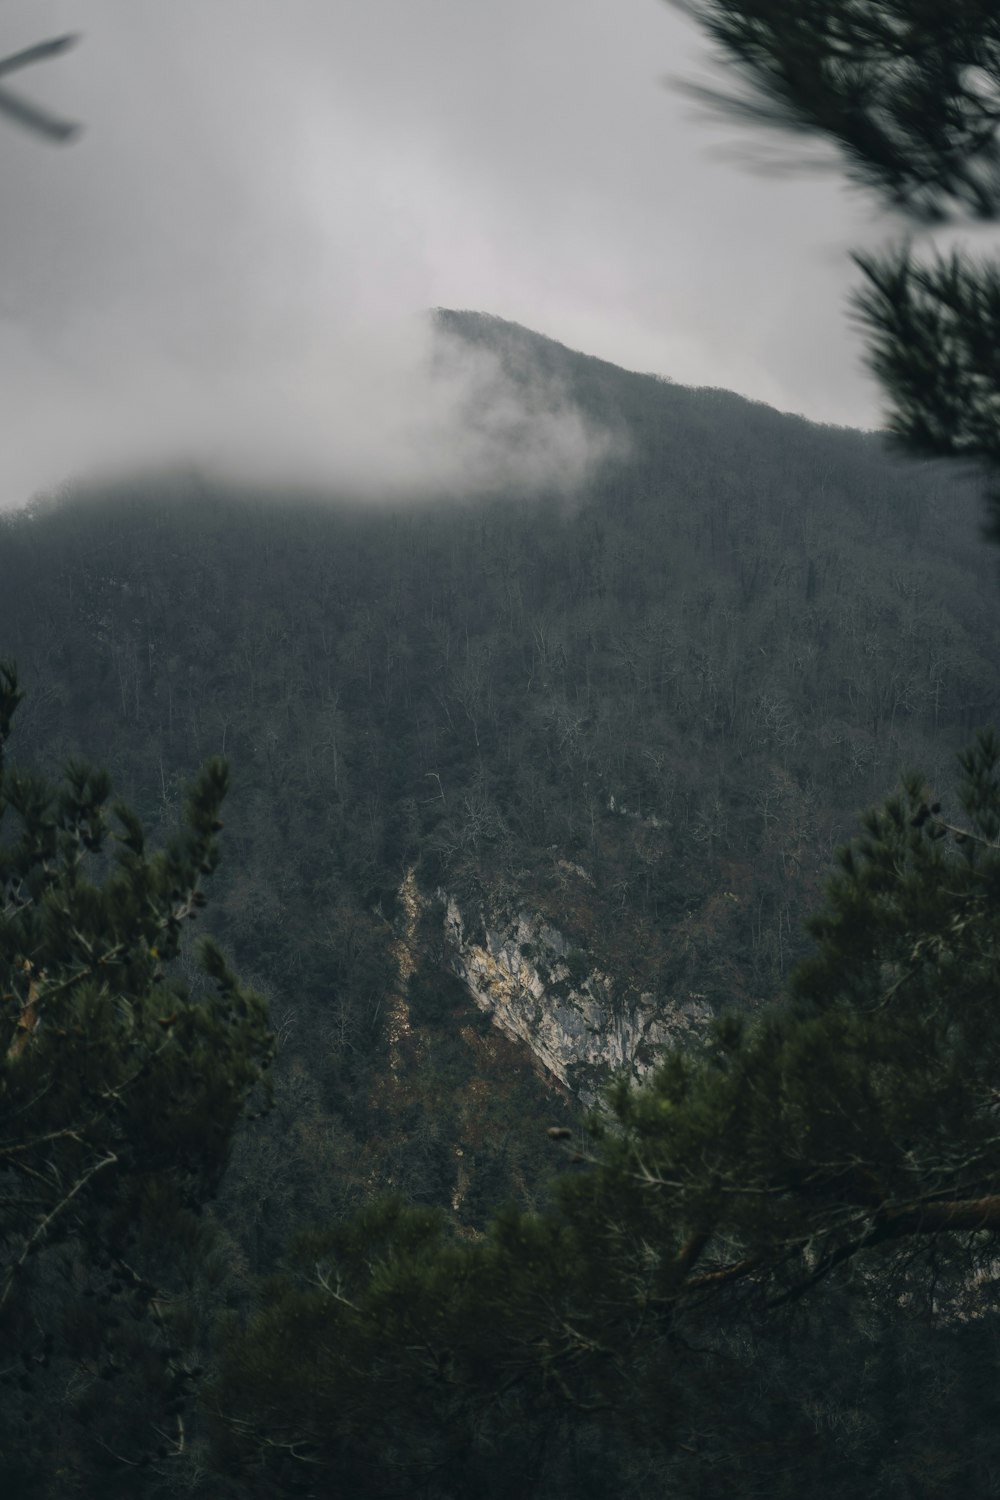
xmin=442 ymin=896 xmax=710 ymax=1104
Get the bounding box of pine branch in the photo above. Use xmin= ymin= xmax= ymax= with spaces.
xmin=669 ymin=0 xmax=1000 ymax=221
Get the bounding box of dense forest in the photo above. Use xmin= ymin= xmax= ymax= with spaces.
xmin=3 ymin=311 xmax=1000 ymax=1496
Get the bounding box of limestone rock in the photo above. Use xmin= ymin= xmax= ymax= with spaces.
xmin=442 ymin=896 xmax=710 ymax=1104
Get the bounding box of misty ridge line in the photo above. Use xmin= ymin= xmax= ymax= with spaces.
xmin=0 ymin=2 xmax=889 ymax=531
xmin=2 ymin=308 xmax=626 ymax=513
xmin=10 ymin=304 xmax=891 ymax=519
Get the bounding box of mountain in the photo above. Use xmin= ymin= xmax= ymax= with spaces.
xmin=0 ymin=310 xmax=997 ymax=1242
xmin=3 ymin=310 xmax=1000 ymax=1496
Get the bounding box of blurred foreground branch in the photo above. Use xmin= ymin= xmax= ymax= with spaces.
xmin=0 ymin=33 xmax=80 ymax=142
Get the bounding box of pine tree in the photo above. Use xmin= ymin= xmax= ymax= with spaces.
xmin=0 ymin=662 xmax=272 ymax=1494
xmin=208 ymin=745 xmax=1000 ymax=1496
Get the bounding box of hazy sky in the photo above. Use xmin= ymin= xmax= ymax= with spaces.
xmin=0 ymin=0 xmax=928 ymax=507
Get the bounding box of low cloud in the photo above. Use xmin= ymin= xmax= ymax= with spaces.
xmin=0 ymin=0 xmax=879 ymax=513
xmin=0 ymin=307 xmax=617 ymax=509
xmin=417 ymin=323 xmax=621 ymax=500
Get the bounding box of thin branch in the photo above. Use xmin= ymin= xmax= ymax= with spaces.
xmin=0 ymin=1151 xmax=117 ymax=1310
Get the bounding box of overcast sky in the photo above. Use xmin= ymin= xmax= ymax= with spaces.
xmin=0 ymin=0 xmax=927 ymax=508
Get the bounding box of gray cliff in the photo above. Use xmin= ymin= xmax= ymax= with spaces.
xmin=441 ymin=894 xmax=711 ymax=1104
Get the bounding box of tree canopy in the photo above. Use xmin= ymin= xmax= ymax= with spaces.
xmin=207 ymin=739 xmax=1000 ymax=1496
xmin=0 ymin=662 xmax=272 ymax=1493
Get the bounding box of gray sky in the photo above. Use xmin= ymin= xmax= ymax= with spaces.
xmin=0 ymin=0 xmax=922 ymax=507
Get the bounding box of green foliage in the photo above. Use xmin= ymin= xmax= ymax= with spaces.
xmin=582 ymin=733 xmax=1000 ymax=1297
xmin=671 ymin=1 xmax=1000 ymax=222
xmin=851 ymin=247 xmax=1000 ymax=527
xmin=0 ymin=662 xmax=272 ymax=1493
xmin=208 ymin=742 xmax=1000 ymax=1494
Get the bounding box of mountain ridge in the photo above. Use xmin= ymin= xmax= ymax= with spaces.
xmin=432 ymin=305 xmax=876 ymax=433
xmin=0 ymin=311 xmax=996 ymax=1253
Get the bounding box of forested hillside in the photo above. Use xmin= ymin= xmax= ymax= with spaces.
xmin=1 ymin=311 xmax=999 ymax=1494
xmin=6 ymin=317 xmax=997 ymax=924
xmin=3 ymin=313 xmax=997 ymax=1187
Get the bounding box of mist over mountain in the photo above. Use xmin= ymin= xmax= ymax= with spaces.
xmin=7 ymin=306 xmax=997 ymax=907
xmin=4 ymin=307 xmax=995 ymax=1042
xmin=0 ymin=305 xmax=622 ymax=512
xmin=2 ymin=311 xmax=999 ymax=1494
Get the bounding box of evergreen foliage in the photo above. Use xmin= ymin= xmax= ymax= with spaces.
xmin=671 ymin=0 xmax=1000 ymax=221
xmin=670 ymin=0 xmax=1000 ymax=531
xmin=207 ymin=741 xmax=1000 ymax=1496
xmin=851 ymin=246 xmax=1000 ymax=532
xmin=0 ymin=662 xmax=272 ymax=1494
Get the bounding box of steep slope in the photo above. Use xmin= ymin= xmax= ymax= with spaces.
xmin=0 ymin=311 xmax=997 ymax=1250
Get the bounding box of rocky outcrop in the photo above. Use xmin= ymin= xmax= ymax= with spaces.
xmin=442 ymin=896 xmax=710 ymax=1104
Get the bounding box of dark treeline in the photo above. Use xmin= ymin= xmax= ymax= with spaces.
xmin=1 ymin=315 xmax=1000 ymax=1494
